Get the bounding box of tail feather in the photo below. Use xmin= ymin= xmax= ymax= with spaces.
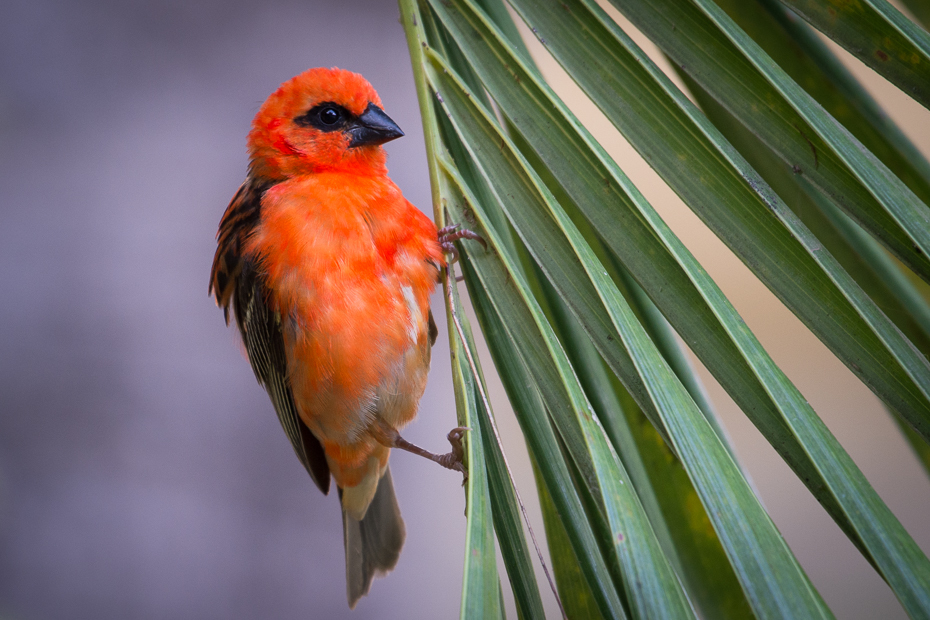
xmin=342 ymin=466 xmax=406 ymax=609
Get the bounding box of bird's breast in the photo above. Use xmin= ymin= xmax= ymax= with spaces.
xmin=243 ymin=173 xmax=441 ymax=443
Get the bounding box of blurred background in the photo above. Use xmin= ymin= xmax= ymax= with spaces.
xmin=1 ymin=0 xmax=928 ymax=618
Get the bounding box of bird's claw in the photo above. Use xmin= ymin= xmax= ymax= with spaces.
xmin=437 ymin=426 xmax=470 ymax=485
xmin=438 ymin=224 xmax=486 ymax=264
xmin=379 ymin=420 xmax=469 ymax=484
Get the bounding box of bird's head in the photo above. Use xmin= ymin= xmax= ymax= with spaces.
xmin=247 ymin=67 xmax=404 ymax=179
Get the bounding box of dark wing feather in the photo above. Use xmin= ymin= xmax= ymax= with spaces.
xmin=210 ymin=176 xmax=331 ymax=494
xmin=209 ymin=180 xmax=265 ymax=324
xmin=428 ymin=309 xmax=438 ymax=347
xmin=234 ymin=263 xmax=331 ymax=494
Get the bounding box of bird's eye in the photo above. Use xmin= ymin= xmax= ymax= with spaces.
xmin=318 ymin=107 xmax=341 ymax=125
xmin=293 ymin=103 xmax=349 ymax=130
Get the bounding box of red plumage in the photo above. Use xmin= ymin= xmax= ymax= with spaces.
xmin=210 ymin=67 xmax=445 ymax=608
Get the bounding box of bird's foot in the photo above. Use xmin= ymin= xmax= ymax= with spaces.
xmin=438 ymin=224 xmax=486 ymax=263
xmin=436 ymin=427 xmax=469 ymax=485
xmin=373 ymin=420 xmax=469 ymax=484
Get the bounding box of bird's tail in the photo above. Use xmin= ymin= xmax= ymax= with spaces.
xmin=342 ymin=465 xmax=406 ymax=609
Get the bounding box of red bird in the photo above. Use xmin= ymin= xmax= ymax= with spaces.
xmin=209 ymin=67 xmax=471 ymax=607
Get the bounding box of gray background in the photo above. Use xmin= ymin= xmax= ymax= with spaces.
xmin=0 ymin=1 xmax=466 ymax=618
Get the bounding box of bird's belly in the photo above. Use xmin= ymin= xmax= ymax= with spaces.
xmin=282 ymin=270 xmax=431 ymax=449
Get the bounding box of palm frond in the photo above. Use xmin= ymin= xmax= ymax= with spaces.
xmin=401 ymin=0 xmax=930 ymax=617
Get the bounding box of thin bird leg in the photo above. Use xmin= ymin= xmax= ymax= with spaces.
xmin=438 ymin=224 xmax=486 ymax=264
xmin=371 ymin=419 xmax=469 ymax=482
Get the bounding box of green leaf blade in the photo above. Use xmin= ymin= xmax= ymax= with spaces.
xmin=777 ymin=0 xmax=930 ymax=111
xmin=427 ymin=6 xmax=930 ymax=614
xmin=454 ymin=362 xmax=505 ymax=620
xmin=426 ymin=35 xmax=831 ymax=618
xmin=608 ymin=0 xmax=930 ymax=284
xmin=450 ymin=264 xmax=544 ymax=620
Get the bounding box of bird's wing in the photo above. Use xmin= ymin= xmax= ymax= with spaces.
xmin=234 ymin=264 xmax=332 ymax=494
xmin=210 ymin=177 xmax=331 ymax=494
xmin=210 ymin=179 xmax=265 ymax=324
xmin=428 ymin=309 xmax=438 ymax=347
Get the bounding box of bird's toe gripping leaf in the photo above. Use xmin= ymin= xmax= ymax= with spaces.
xmin=438 ymin=224 xmax=486 ymax=264
xmin=373 ymin=419 xmax=469 ymax=484
xmin=439 ymin=426 xmax=469 ymax=486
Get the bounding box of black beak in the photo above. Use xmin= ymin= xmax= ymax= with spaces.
xmin=347 ymin=103 xmax=404 ymax=148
